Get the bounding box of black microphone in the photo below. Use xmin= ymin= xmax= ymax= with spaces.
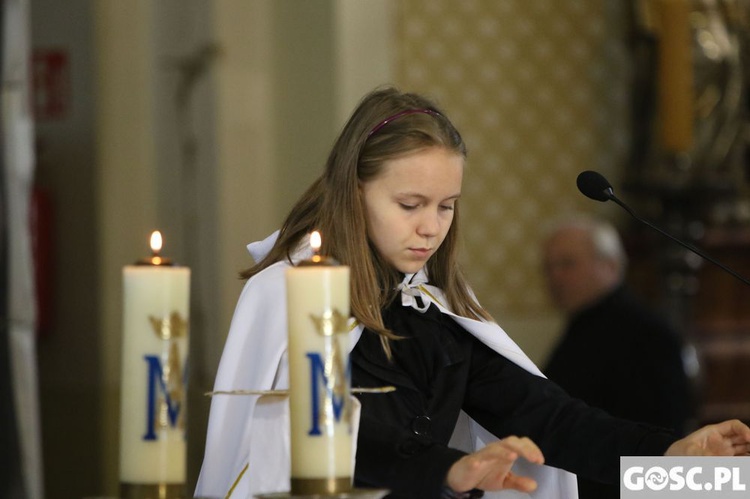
xmin=576 ymin=170 xmax=750 ymax=287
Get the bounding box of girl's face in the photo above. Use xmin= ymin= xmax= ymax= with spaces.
xmin=360 ymin=147 xmax=463 ymax=274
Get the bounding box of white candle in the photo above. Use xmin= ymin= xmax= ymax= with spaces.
xmin=119 ymin=231 xmax=190 ymax=497
xmin=286 ymin=231 xmax=352 ymax=495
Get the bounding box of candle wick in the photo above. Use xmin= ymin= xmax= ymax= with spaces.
xmin=311 ymin=244 xmax=322 ymax=263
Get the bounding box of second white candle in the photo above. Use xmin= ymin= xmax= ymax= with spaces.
xmin=285 ymin=233 xmax=352 ymax=495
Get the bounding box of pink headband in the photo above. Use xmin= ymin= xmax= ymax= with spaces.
xmin=367 ymin=108 xmax=441 ymax=137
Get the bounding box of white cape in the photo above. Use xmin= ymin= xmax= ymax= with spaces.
xmin=195 ymin=231 xmax=578 ymax=498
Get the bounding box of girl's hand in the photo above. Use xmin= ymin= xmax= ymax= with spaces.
xmin=665 ymin=419 xmax=750 ymax=457
xmin=445 ymin=435 xmax=544 ymax=494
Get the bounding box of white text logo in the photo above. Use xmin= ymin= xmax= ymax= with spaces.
xmin=624 ymin=465 xmax=746 ymax=492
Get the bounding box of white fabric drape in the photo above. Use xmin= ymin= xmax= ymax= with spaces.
xmin=2 ymin=0 xmax=43 ymax=497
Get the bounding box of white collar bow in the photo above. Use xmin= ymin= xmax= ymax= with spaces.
xmin=398 ymin=270 xmax=431 ymax=313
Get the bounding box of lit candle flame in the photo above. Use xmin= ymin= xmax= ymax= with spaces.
xmin=310 ymin=231 xmax=322 ymax=254
xmin=150 ymin=231 xmax=163 ymax=255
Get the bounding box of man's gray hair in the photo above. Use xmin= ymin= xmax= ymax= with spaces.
xmin=547 ymin=215 xmax=628 ymax=275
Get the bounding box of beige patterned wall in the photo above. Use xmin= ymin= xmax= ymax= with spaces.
xmin=395 ymin=0 xmax=632 ymax=359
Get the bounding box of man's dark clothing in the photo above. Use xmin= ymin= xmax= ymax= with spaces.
xmin=544 ymin=285 xmax=694 ymax=499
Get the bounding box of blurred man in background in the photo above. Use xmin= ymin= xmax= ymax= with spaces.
xmin=541 ymin=216 xmax=694 ymax=499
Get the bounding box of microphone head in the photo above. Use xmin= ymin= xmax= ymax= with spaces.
xmin=577 ymin=170 xmax=614 ymax=202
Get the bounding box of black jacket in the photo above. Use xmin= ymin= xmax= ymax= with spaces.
xmin=352 ymin=299 xmax=677 ymax=499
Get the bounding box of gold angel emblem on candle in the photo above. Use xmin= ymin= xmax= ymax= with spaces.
xmin=147 ymin=311 xmax=188 ymax=432
xmin=308 ymin=308 xmax=351 ymax=431
xmin=309 ymin=309 xmax=348 ymax=337
xmin=148 ymin=311 xmax=188 ymax=340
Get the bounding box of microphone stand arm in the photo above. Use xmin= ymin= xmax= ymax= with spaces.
xmin=608 ymin=193 xmax=750 ymax=287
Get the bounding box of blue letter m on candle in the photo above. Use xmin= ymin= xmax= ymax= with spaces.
xmin=307 ymin=352 xmax=347 ymax=436
xmin=143 ymin=354 xmax=186 ymax=440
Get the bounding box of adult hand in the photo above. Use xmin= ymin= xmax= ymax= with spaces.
xmin=665 ymin=419 xmax=750 ymax=457
xmin=445 ymin=436 xmax=544 ymax=494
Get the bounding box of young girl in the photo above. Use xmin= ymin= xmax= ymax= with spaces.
xmin=196 ymin=87 xmax=750 ymax=499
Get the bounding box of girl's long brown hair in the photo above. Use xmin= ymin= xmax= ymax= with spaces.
xmin=242 ymin=87 xmax=492 ymax=353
